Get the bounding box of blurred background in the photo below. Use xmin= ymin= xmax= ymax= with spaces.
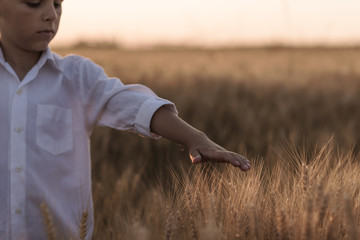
xmin=53 ymin=0 xmax=360 ymax=186
xmin=53 ymin=0 xmax=360 ymax=48
xmin=50 ymin=2 xmax=360 ymax=237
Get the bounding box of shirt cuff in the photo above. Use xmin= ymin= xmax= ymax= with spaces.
xmin=134 ymin=97 xmax=177 ymax=139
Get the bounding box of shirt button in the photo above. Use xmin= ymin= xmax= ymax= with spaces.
xmin=16 ymin=89 xmax=23 ymax=95
xmin=15 ymin=208 xmax=22 ymax=214
xmin=15 ymin=127 xmax=24 ymax=133
xmin=15 ymin=167 xmax=23 ymax=173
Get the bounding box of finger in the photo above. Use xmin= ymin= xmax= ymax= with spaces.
xmin=201 ymin=150 xmax=251 ymax=171
xmin=238 ymin=161 xmax=251 ymax=171
xmin=189 ymin=149 xmax=202 ymax=164
xmin=198 ymin=150 xmax=237 ymax=165
xmin=233 ymin=154 xmax=251 ymax=171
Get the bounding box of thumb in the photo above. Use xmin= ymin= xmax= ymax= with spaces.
xmin=189 ymin=149 xmax=202 ymax=164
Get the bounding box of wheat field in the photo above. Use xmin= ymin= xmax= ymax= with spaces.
xmin=54 ymin=46 xmax=360 ymax=239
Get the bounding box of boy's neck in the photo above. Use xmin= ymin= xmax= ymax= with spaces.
xmin=0 ymin=40 xmax=42 ymax=81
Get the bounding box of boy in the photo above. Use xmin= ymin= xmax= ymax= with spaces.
xmin=0 ymin=0 xmax=250 ymax=239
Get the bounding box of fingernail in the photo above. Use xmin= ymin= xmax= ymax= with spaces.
xmin=241 ymin=164 xmax=249 ymax=170
xmin=192 ymin=156 xmax=201 ymax=164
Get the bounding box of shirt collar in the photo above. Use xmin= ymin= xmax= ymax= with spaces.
xmin=0 ymin=45 xmax=62 ymax=73
xmin=34 ymin=47 xmax=63 ymax=73
xmin=0 ymin=45 xmax=7 ymax=68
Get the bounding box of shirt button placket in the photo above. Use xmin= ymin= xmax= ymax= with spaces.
xmin=10 ymin=86 xmax=28 ymax=239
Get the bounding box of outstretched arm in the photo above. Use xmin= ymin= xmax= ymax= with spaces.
xmin=150 ymin=106 xmax=251 ymax=171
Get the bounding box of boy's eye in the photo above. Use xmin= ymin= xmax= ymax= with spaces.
xmin=54 ymin=2 xmax=62 ymax=8
xmin=25 ymin=1 xmax=62 ymax=9
xmin=26 ymin=2 xmax=41 ymax=8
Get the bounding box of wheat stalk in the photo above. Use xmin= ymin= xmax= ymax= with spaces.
xmin=251 ymin=204 xmax=260 ymax=239
xmin=317 ymin=193 xmax=329 ymax=229
xmin=277 ymin=207 xmax=289 ymax=240
xmin=302 ymin=198 xmax=313 ymax=240
xmin=186 ymin=187 xmax=198 ymax=240
xmin=176 ymin=210 xmax=185 ymax=231
xmin=344 ymin=196 xmax=359 ymax=240
xmin=325 ymin=211 xmax=337 ymax=240
xmin=301 ymin=163 xmax=309 ymax=193
xmin=165 ymin=207 xmax=174 ymax=240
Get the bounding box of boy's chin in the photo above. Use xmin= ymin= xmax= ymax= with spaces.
xmin=31 ymin=42 xmax=51 ymax=52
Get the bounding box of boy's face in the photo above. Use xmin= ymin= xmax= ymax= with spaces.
xmin=0 ymin=0 xmax=63 ymax=52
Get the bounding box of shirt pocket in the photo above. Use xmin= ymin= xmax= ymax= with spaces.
xmin=36 ymin=104 xmax=73 ymax=155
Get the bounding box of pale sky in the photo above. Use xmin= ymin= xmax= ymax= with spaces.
xmin=52 ymin=0 xmax=360 ymax=47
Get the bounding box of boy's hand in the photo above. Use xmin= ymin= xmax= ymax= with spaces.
xmin=188 ymin=135 xmax=251 ymax=171
xmin=150 ymin=107 xmax=251 ymax=171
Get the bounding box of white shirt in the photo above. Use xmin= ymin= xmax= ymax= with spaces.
xmin=0 ymin=47 xmax=176 ymax=239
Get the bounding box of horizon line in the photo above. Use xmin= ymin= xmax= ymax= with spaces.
xmin=52 ymin=39 xmax=360 ymax=50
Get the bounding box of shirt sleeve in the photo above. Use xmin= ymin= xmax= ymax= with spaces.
xmin=77 ymin=58 xmax=177 ymax=138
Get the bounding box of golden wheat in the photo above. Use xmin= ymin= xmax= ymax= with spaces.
xmin=43 ymin=46 xmax=360 ymax=239
xmin=40 ymin=203 xmax=57 ymax=240
xmin=79 ymin=210 xmax=89 ymax=240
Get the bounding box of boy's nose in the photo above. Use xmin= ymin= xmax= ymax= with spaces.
xmin=42 ymin=3 xmax=58 ymax=22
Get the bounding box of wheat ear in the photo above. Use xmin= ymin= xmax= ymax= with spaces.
xmin=40 ymin=202 xmax=58 ymax=240
xmin=79 ymin=210 xmax=89 ymax=240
